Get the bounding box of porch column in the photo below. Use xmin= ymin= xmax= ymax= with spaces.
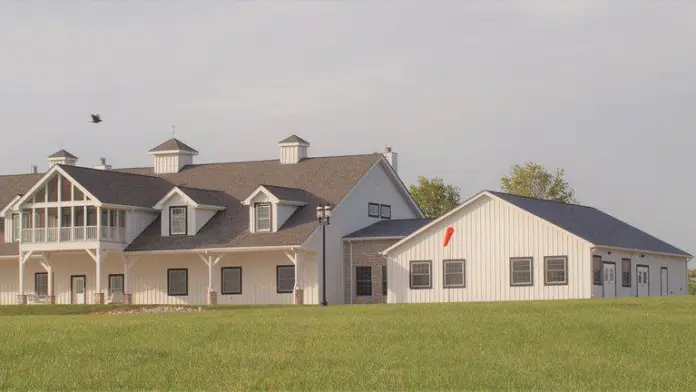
xmin=122 ymin=255 xmax=138 ymax=304
xmin=86 ymin=249 xmax=104 ymax=304
xmin=17 ymin=252 xmax=27 ymax=304
xmin=199 ymin=253 xmax=223 ymax=305
xmin=39 ymin=254 xmax=55 ymax=304
xmin=96 ymin=206 xmax=102 ymax=241
xmin=285 ymin=250 xmax=304 ymax=305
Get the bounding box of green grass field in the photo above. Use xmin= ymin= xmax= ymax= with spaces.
xmin=1 ymin=297 xmax=695 ymax=391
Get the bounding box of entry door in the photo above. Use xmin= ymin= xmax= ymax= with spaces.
xmin=71 ymin=276 xmax=86 ymax=304
xmin=660 ymin=267 xmax=668 ymax=296
xmin=636 ymin=266 xmax=649 ymax=297
xmin=603 ymin=263 xmax=616 ymax=298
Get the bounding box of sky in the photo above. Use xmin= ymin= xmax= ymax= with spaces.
xmin=0 ymin=1 xmax=694 ymax=260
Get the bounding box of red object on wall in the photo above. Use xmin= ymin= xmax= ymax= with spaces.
xmin=443 ymin=227 xmax=455 ymax=247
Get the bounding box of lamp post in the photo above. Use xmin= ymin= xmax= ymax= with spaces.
xmin=316 ymin=204 xmax=332 ymax=306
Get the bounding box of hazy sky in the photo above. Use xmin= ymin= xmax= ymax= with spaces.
xmin=1 ymin=1 xmax=694 ymax=259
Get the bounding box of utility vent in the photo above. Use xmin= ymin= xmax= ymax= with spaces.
xmin=383 ymin=147 xmax=398 ymax=173
xmin=94 ymin=157 xmax=112 ymax=171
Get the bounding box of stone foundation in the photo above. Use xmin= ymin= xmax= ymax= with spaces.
xmin=123 ymin=294 xmax=133 ymax=305
xmin=208 ymin=291 xmax=218 ymax=305
xmin=16 ymin=294 xmax=27 ymax=305
xmin=294 ymin=288 xmax=304 ymax=305
xmin=93 ymin=292 xmax=104 ymax=305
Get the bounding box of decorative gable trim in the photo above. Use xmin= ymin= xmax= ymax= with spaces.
xmin=154 ymin=187 xmax=226 ymax=211
xmin=241 ymin=185 xmax=308 ymax=207
xmin=0 ymin=194 xmax=22 ymax=216
xmin=14 ymin=165 xmax=101 ymax=208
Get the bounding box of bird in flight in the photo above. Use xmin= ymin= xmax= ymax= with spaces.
xmin=90 ymin=114 xmax=102 ymax=123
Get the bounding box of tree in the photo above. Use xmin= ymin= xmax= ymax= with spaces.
xmin=408 ymin=176 xmax=461 ymax=219
xmin=500 ymin=161 xmax=577 ymax=203
xmin=689 ymin=269 xmax=696 ymax=296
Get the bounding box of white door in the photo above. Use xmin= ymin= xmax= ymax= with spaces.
xmin=636 ymin=266 xmax=649 ymax=297
xmin=71 ymin=276 xmax=86 ymax=304
xmin=660 ymin=268 xmax=668 ymax=296
xmin=603 ymin=263 xmax=616 ymax=298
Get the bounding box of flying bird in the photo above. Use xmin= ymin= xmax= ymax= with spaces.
xmin=90 ymin=114 xmax=102 ymax=123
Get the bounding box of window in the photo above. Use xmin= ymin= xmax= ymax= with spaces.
xmin=510 ymin=257 xmax=533 ymax=286
xmin=169 ymin=207 xmax=187 ymax=236
xmin=544 ymin=256 xmax=568 ymax=285
xmin=12 ymin=213 xmax=20 ymax=242
xmin=108 ymin=274 xmax=124 ymax=295
xmin=592 ymin=255 xmax=603 ymax=285
xmin=255 ymin=203 xmax=271 ymax=232
xmin=356 ymin=266 xmax=372 ymax=296
xmin=368 ymin=203 xmax=380 ymax=218
xmin=443 ymin=259 xmax=465 ymax=288
xmin=382 ymin=265 xmax=388 ymax=296
xmin=380 ymin=204 xmax=392 ymax=219
xmin=118 ymin=210 xmax=126 ymax=228
xmin=277 ymin=265 xmax=295 ymax=293
xmin=167 ymin=269 xmax=188 ymax=296
xmin=35 ymin=273 xmax=48 ymax=296
xmin=221 ymin=267 xmax=242 ymax=295
xmin=622 ymin=258 xmax=631 ymax=287
xmin=410 ymin=261 xmax=432 ymax=289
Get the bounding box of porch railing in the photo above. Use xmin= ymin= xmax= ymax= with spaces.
xmin=19 ymin=226 xmax=127 ymax=244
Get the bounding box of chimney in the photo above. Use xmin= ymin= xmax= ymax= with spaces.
xmin=383 ymin=146 xmax=398 ymax=173
xmin=94 ymin=157 xmax=112 ymax=171
xmin=47 ymin=149 xmax=78 ymax=168
xmin=278 ymin=135 xmax=309 ymax=164
xmin=32 ymin=165 xmax=38 ymax=174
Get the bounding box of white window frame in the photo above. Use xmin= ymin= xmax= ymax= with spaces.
xmin=510 ymin=257 xmax=534 ymax=286
xmin=409 ymin=260 xmax=432 ymax=289
xmin=221 ymin=267 xmax=242 ymax=295
xmin=255 ymin=203 xmax=271 ymax=232
xmin=443 ymin=259 xmax=465 ymax=288
xmin=544 ymin=256 xmax=568 ymax=286
xmin=169 ymin=206 xmax=187 ymax=236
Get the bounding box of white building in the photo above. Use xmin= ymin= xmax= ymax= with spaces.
xmin=379 ymin=191 xmax=692 ymax=303
xmin=0 ymin=135 xmax=423 ymax=305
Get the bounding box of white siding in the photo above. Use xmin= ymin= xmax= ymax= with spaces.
xmin=153 ymin=154 xmax=193 ymax=174
xmin=592 ymin=247 xmax=688 ymax=298
xmin=279 ymin=145 xmax=307 ymax=164
xmin=127 ymin=210 xmax=158 ymax=242
xmin=303 ymin=160 xmax=421 ymax=304
xmin=195 ymin=209 xmax=216 ymax=233
xmin=386 ymin=195 xmax=594 ymax=304
xmin=276 ymin=204 xmax=298 ymax=230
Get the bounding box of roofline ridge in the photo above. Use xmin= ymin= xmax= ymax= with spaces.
xmin=61 ymin=164 xmax=170 ymax=181
xmin=487 ymin=190 xmax=593 ymax=208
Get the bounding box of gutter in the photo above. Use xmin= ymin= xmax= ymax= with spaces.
xmin=595 ymin=245 xmax=692 ymax=259
xmin=125 ymin=245 xmax=302 ymax=256
xmin=343 ymin=236 xmax=406 ymax=242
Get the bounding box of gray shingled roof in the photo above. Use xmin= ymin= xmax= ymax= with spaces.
xmin=278 ymin=134 xmax=309 ymax=144
xmin=178 ymin=186 xmax=230 ymax=207
xmin=48 ymin=149 xmax=78 ymax=159
xmin=262 ymin=185 xmax=309 ymax=203
xmin=345 ymin=219 xmax=433 ymax=239
xmin=489 ymin=191 xmax=691 ymax=257
xmin=148 ymin=138 xmax=198 ymax=153
xmin=0 ymin=172 xmax=43 ymax=256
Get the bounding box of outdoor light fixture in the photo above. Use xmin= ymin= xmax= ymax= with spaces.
xmin=317 ymin=204 xmax=332 ymax=306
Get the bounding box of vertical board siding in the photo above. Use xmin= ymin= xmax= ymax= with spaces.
xmin=387 ymin=195 xmax=593 ymax=304
xmin=592 ymin=248 xmax=688 ymax=298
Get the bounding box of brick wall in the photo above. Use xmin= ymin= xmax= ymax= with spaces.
xmin=343 ymin=239 xmax=400 ymax=304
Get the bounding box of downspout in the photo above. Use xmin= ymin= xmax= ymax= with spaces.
xmin=349 ymin=240 xmax=354 ymax=305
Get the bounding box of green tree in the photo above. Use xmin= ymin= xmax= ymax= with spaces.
xmin=689 ymin=269 xmax=696 ymax=295
xmin=500 ymin=161 xmax=577 ymax=203
xmin=408 ymin=176 xmax=461 ymax=219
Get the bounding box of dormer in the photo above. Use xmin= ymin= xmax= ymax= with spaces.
xmin=241 ymin=185 xmax=308 ymax=233
xmin=153 ymin=186 xmax=226 ymax=236
xmin=47 ymin=149 xmax=78 ymax=168
xmin=148 ymin=138 xmax=199 ymax=174
xmin=278 ymin=135 xmax=309 ymax=164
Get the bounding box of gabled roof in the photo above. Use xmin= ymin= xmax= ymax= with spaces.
xmin=48 ymin=149 xmax=78 ymax=159
xmin=242 ymin=184 xmax=310 ymax=206
xmin=278 ymin=135 xmax=309 ymax=145
xmin=487 ymin=191 xmax=691 ymax=257
xmin=59 ymin=165 xmax=173 ymax=208
xmin=383 ymin=190 xmax=691 ymax=257
xmin=178 ymin=186 xmax=230 ymax=207
xmin=148 ymin=138 xmax=198 ymax=154
xmin=344 ymin=219 xmax=432 ymax=239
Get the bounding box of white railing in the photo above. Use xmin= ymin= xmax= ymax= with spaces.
xmin=73 ymin=227 xmax=84 ymax=241
xmin=46 ymin=228 xmax=59 ymax=242
xmin=22 ymin=229 xmax=33 ymax=242
xmin=60 ymin=228 xmax=71 ymax=241
xmin=86 ymin=226 xmax=98 ymax=240
xmin=19 ymin=226 xmax=127 ymax=244
xmin=34 ymin=229 xmax=45 ymax=243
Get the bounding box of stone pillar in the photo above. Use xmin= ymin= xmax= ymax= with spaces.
xmin=123 ymin=294 xmax=133 ymax=305
xmin=208 ymin=291 xmax=218 ymax=305
xmin=93 ymin=292 xmax=104 ymax=305
xmin=16 ymin=294 xmax=27 ymax=305
xmin=294 ymin=288 xmax=304 ymax=305
xmin=45 ymin=296 xmax=55 ymax=305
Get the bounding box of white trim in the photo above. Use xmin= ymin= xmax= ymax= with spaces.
xmin=15 ymin=166 xmax=100 ymax=208
xmin=277 ymin=200 xmax=308 ymax=207
xmin=594 ymin=245 xmax=691 ymax=259
xmin=153 ymin=187 xmax=226 ymax=211
xmin=278 ymin=142 xmax=309 ymax=147
xmin=343 ymin=236 xmax=405 ymax=242
xmin=125 ymin=245 xmax=303 ymax=256
xmin=241 ymin=185 xmax=307 ymax=207
xmin=100 ymin=203 xmax=155 ymax=212
xmin=0 ymin=195 xmax=21 ymax=216
xmin=148 ymin=150 xmax=198 ymax=156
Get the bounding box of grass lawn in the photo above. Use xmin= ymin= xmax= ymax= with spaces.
xmin=1 ymin=297 xmax=695 ymax=391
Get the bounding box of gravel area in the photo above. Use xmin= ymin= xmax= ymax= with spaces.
xmin=93 ymin=306 xmax=203 ymax=315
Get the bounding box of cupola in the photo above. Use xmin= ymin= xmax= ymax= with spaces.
xmin=148 ymin=138 xmax=198 ymax=174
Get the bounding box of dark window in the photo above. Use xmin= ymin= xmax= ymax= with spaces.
xmin=544 ymin=256 xmax=568 ymax=285
xmin=622 ymin=258 xmax=631 ymax=287
xmin=443 ymin=259 xmax=465 ymax=288
xmin=277 ymin=265 xmax=295 ymax=293
xmin=108 ymin=274 xmax=124 ymax=295
xmin=35 ymin=273 xmax=48 ymax=296
xmin=167 ymin=269 xmax=188 ymax=296
xmin=221 ymin=267 xmax=242 ymax=295
xmin=510 ymin=257 xmax=533 ymax=286
xmin=356 ymin=266 xmax=372 ymax=296
xmin=169 ymin=206 xmax=187 ymax=236
xmin=382 ymin=265 xmax=388 ymax=296
xmin=593 ymin=255 xmax=603 ymax=285
xmin=380 ymin=204 xmax=392 ymax=219
xmin=368 ymin=203 xmax=380 ymax=218
xmin=410 ymin=261 xmax=432 ymax=289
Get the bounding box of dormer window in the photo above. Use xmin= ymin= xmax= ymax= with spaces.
xmin=170 ymin=206 xmax=188 ymax=236
xmin=255 ymin=203 xmax=271 ymax=232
